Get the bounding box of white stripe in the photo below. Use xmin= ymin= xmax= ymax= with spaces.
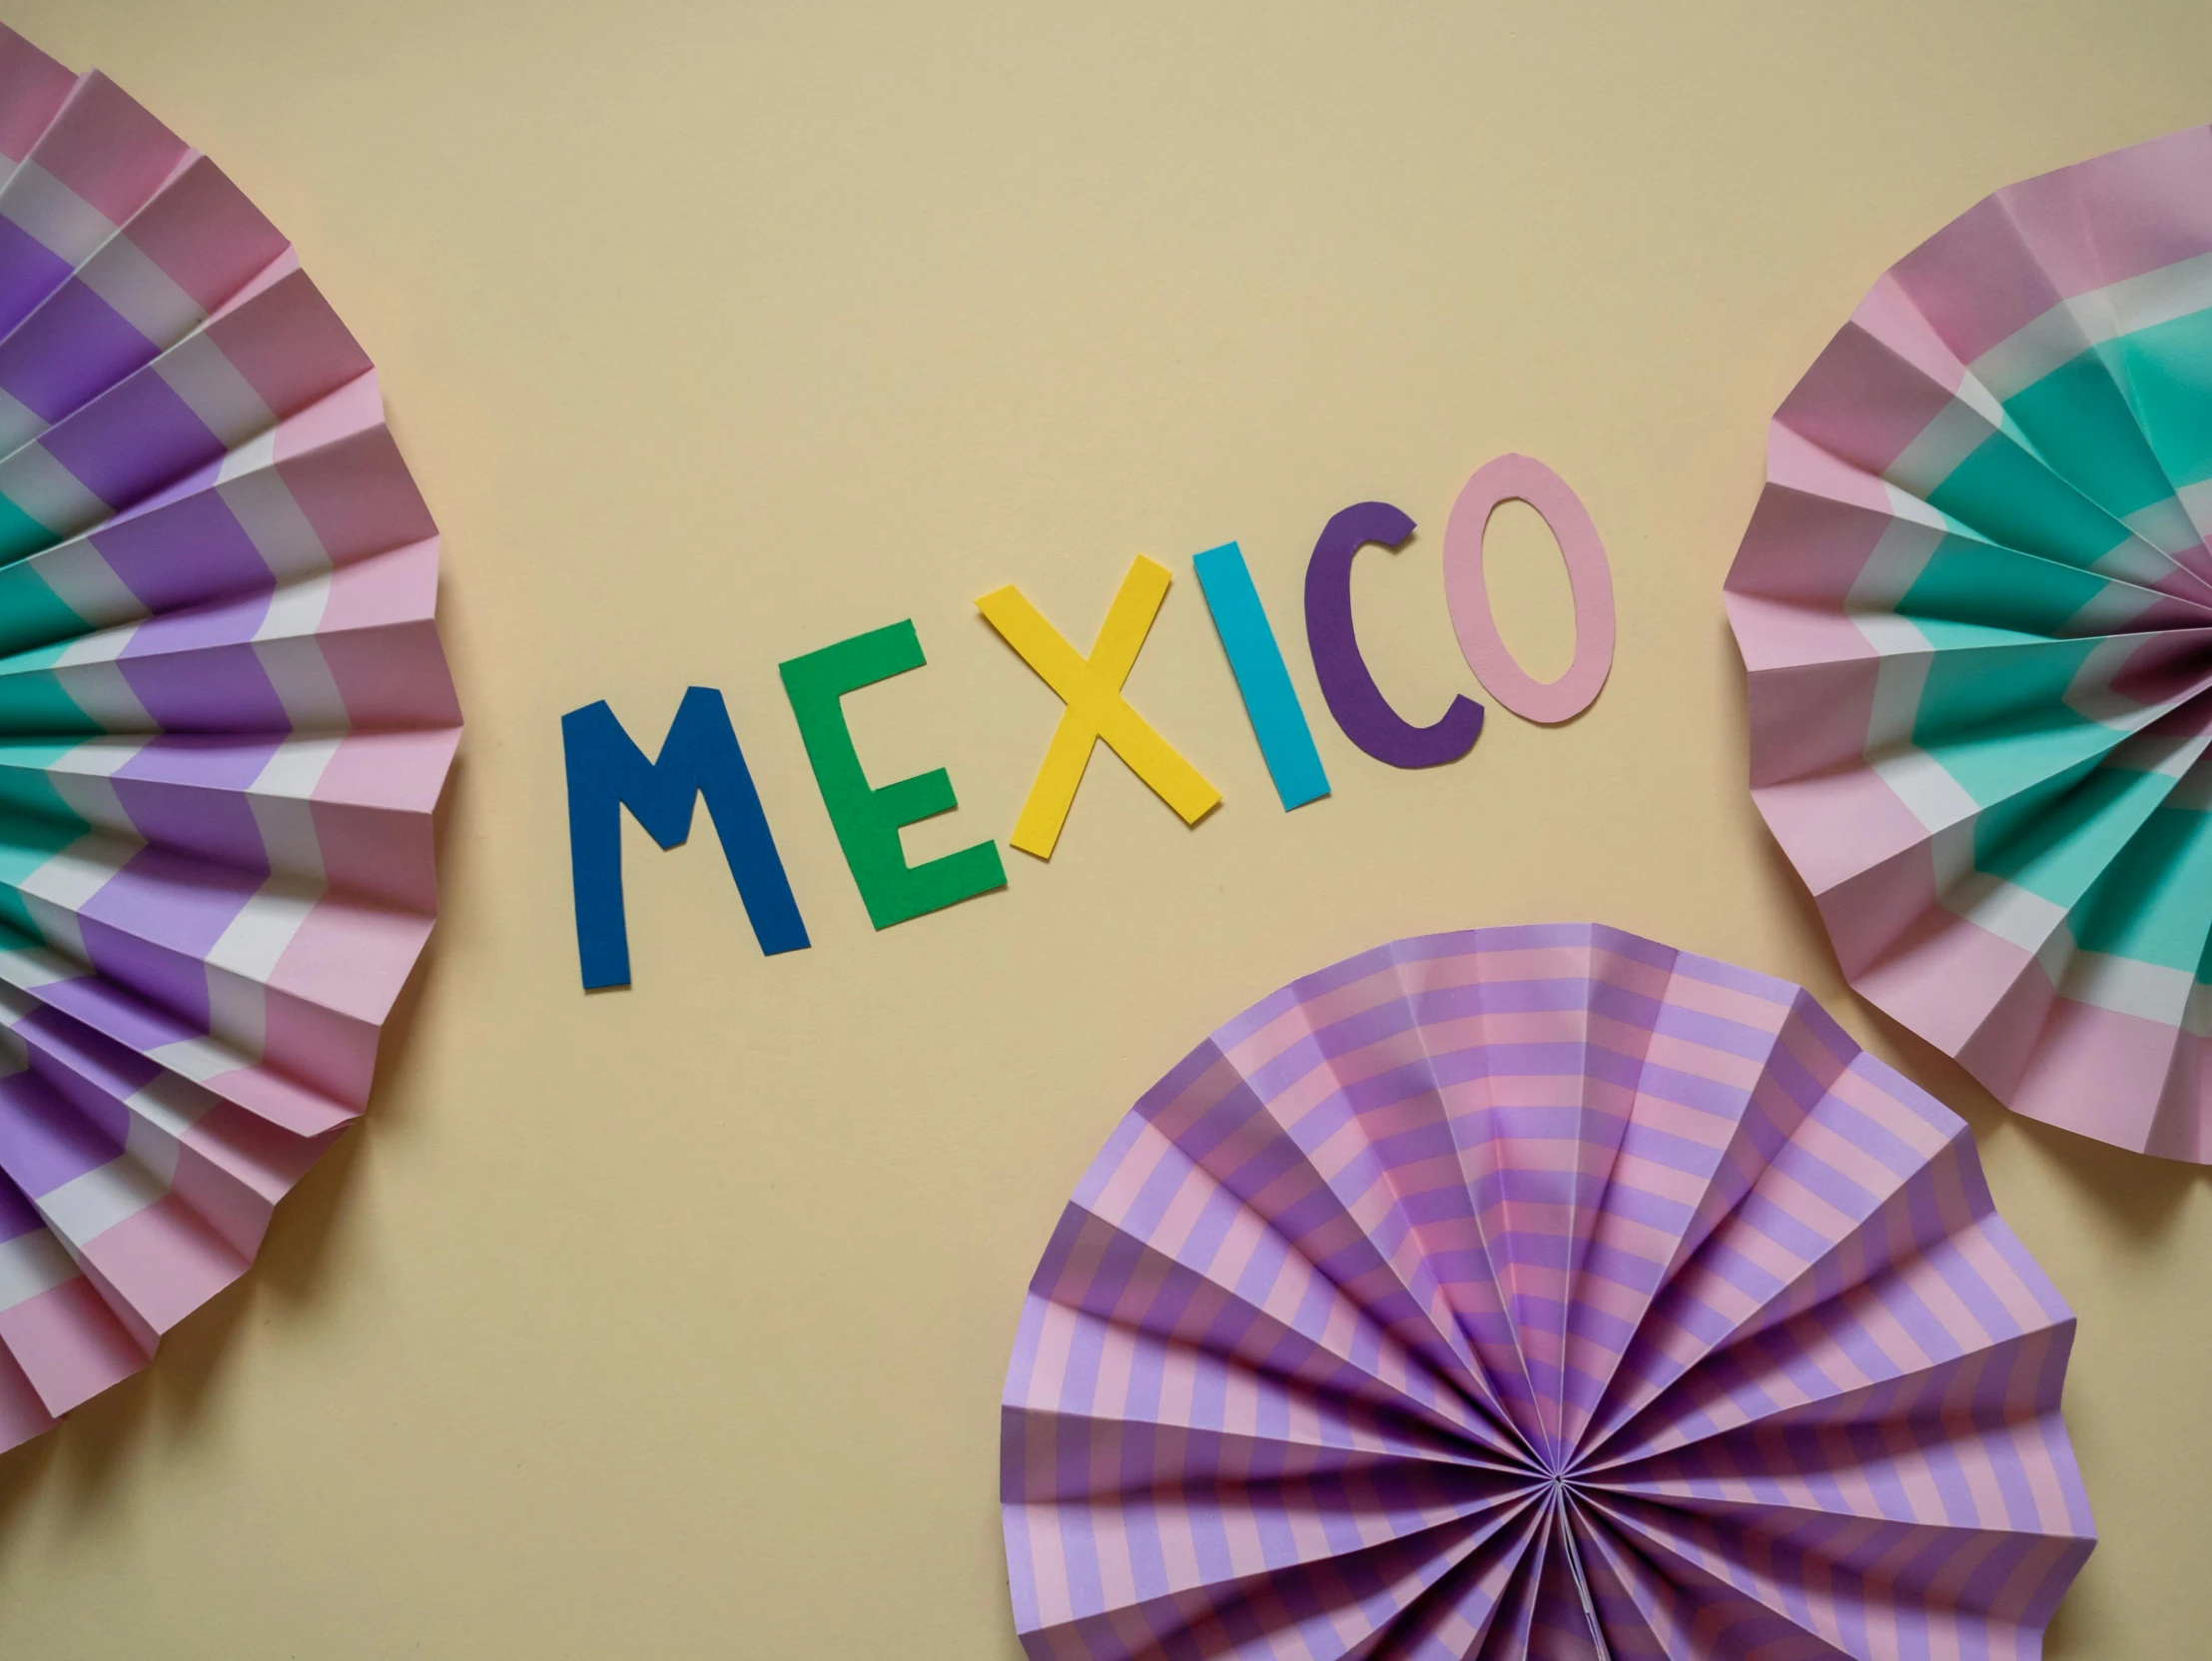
xmin=1971 ymin=250 xmax=2212 ymax=400
xmin=33 ymin=538 xmax=145 ymax=631
xmin=53 ymin=619 xmax=132 ymax=666
xmin=42 ymin=764 xmax=126 ymax=834
xmin=0 ymin=441 xmax=106 ymax=532
xmin=152 ymin=334 xmax=273 ymax=448
xmin=1843 ymin=515 xmax=1942 ymax=614
xmin=10 ymin=895 xmax=81 ymax=967
xmin=0 ymin=385 xmax=44 ymax=454
xmin=2062 ymin=576 xmax=2169 ymax=635
xmin=205 ymin=878 xmax=321 ymax=984
xmin=213 ymin=425 xmax=273 ymax=485
xmin=37 ymin=1156 xmax=164 ymax=1246
xmin=253 ymin=736 xmax=341 ymax=799
xmin=2120 ymin=496 xmax=2205 ymax=558
xmin=76 ymin=233 xmax=204 ymax=349
xmin=1927 ymin=817 xmax=1976 ymax=895
xmin=2063 ymin=633 xmax=2171 ymax=728
xmin=0 ymin=1227 xmax=77 ymax=1312
xmin=254 ymin=578 xmax=347 ymax=730
xmin=1858 ymin=627 xmax=1933 ymax=752
xmin=1941 ymin=871 xmax=2069 ymax=956
xmin=0 ymin=938 xmax=84 ymax=990
xmin=2179 ymin=477 xmax=2212 ymax=540
xmin=2058 ymin=949 xmax=2195 ymax=1026
xmin=1869 ymin=744 xmax=1979 ymax=833
xmin=14 ymin=833 xmax=121 ymax=913
xmin=251 ymin=738 xmax=340 ymax=883
xmin=21 ymin=739 xmax=143 ymax=843
xmin=204 ymin=968 xmax=265 ymax=1062
xmin=122 ymin=1072 xmax=220 ymax=1188
xmin=49 ymin=658 xmax=153 ymax=730
xmin=1883 ymin=401 xmax=1993 ymax=499
xmin=2084 ymin=529 xmax=2178 ymax=589
xmin=0 ymin=160 xmax=114 ymax=263
xmin=143 ymin=1032 xmax=253 ymax=1083
xmin=218 ymin=458 xmax=331 ymax=582
xmin=254 ymin=572 xmax=332 ymax=641
xmin=249 ymin=792 xmax=324 ymax=885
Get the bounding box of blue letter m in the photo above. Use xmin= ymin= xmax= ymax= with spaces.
xmin=563 ymin=686 xmax=811 ymax=989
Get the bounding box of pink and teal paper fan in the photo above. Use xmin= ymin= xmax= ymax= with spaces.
xmin=1002 ymin=925 xmax=2093 ymax=1661
xmin=1727 ymin=126 xmax=2212 ymax=1161
xmin=0 ymin=28 xmax=457 ymax=1450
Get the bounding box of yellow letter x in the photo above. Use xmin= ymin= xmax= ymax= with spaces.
xmin=977 ymin=555 xmax=1221 ymax=859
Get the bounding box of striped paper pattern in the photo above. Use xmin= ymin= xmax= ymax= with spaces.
xmin=1001 ymin=925 xmax=2093 ymax=1660
xmin=1727 ymin=125 xmax=2212 ymax=1161
xmin=0 ymin=26 xmax=457 ymax=1451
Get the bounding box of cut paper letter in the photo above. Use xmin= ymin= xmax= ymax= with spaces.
xmin=977 ymin=555 xmax=1220 ymax=859
xmin=1726 ymin=123 xmax=2212 ymax=1162
xmin=565 ymin=687 xmax=809 ymax=986
xmin=1191 ymin=541 xmax=1330 ymax=810
xmin=779 ymin=620 xmax=1006 ymax=929
xmin=1002 ymin=923 xmax=2096 ymax=1661
xmin=1443 ymin=452 xmax=1615 ymax=723
xmin=1304 ymin=500 xmax=1483 ymax=766
xmin=0 ymin=25 xmax=461 ymax=1457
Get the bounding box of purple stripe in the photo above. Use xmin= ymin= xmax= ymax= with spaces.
xmin=0 ymin=279 xmax=157 ymax=421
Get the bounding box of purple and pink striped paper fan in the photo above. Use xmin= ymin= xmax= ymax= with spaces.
xmin=0 ymin=28 xmax=457 ymax=1451
xmin=1001 ymin=925 xmax=2093 ymax=1660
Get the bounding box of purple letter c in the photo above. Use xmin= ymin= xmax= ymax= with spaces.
xmin=1303 ymin=500 xmax=1484 ymax=768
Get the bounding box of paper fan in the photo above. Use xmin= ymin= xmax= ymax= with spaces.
xmin=1726 ymin=126 xmax=2212 ymax=1161
xmin=1001 ymin=924 xmax=2092 ymax=1661
xmin=0 ymin=28 xmax=456 ymax=1450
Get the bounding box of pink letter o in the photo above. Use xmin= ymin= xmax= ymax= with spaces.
xmin=1442 ymin=453 xmax=1614 ymax=724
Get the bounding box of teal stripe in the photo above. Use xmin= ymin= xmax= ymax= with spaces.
xmin=1973 ymin=759 xmax=2169 ymax=910
xmin=0 ymin=564 xmax=92 ymax=659
xmin=0 ymin=666 xmax=103 ymax=738
xmin=2004 ymin=351 xmax=2178 ymax=520
xmin=2071 ymin=802 xmax=2212 ymax=976
xmin=1897 ymin=531 xmax=2118 ymax=637
xmin=0 ymin=808 xmax=84 ymax=942
xmin=0 ymin=494 xmax=55 ymax=565
xmin=1927 ymin=435 xmax=2133 ymax=572
xmin=0 ymin=743 xmax=93 ymax=834
xmin=2107 ymin=307 xmax=2212 ymax=491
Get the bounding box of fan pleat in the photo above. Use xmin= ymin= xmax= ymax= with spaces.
xmin=0 ymin=25 xmax=455 ymax=1448
xmin=1002 ymin=926 xmax=2091 ymax=1660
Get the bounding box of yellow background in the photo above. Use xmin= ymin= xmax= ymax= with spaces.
xmin=2 ymin=2 xmax=2208 ymax=1654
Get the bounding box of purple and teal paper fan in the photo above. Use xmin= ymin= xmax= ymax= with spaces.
xmin=1727 ymin=126 xmax=2212 ymax=1161
xmin=0 ymin=28 xmax=457 ymax=1452
xmin=1001 ymin=925 xmax=2093 ymax=1661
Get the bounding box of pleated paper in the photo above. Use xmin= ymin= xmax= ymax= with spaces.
xmin=1728 ymin=126 xmax=2212 ymax=1161
xmin=0 ymin=28 xmax=457 ymax=1448
xmin=1002 ymin=925 xmax=2093 ymax=1660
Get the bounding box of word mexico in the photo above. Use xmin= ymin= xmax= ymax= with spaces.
xmin=562 ymin=453 xmax=1614 ymax=988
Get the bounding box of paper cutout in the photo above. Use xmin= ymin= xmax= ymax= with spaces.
xmin=1190 ymin=541 xmax=1330 ymax=810
xmin=1303 ymin=500 xmax=1483 ymax=766
xmin=977 ymin=555 xmax=1220 ymax=859
xmin=1727 ymin=123 xmax=2212 ymax=1162
xmin=0 ymin=26 xmax=460 ymax=1454
xmin=780 ymin=620 xmax=1006 ymax=929
xmin=564 ymin=687 xmax=808 ymax=985
xmin=1002 ymin=923 xmax=2095 ymax=1661
xmin=1444 ymin=453 xmax=1614 ymax=723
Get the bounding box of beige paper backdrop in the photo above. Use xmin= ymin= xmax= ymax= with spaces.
xmin=1 ymin=2 xmax=2208 ymax=1654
